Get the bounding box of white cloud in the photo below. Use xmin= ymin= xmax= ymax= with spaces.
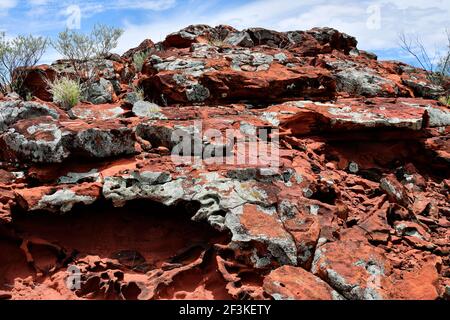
xmin=27 ymin=0 xmax=50 ymax=5
xmin=112 ymin=0 xmax=176 ymax=11
xmin=26 ymin=0 xmax=176 ymax=11
xmin=0 ymin=0 xmax=17 ymax=9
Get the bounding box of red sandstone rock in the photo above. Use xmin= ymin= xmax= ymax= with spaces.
xmin=15 ymin=183 xmax=102 ymax=213
xmin=280 ymin=97 xmax=450 ymax=136
xmin=70 ymin=103 xmax=126 ymax=120
xmin=263 ymin=265 xmax=343 ymax=300
xmin=0 ymin=24 xmax=449 ymax=301
xmin=312 ymin=240 xmax=394 ymax=300
xmin=19 ymin=65 xmax=57 ymax=101
xmin=122 ymin=39 xmax=156 ymax=60
xmin=391 ymin=258 xmax=441 ymax=300
xmin=139 ymin=47 xmax=336 ymax=105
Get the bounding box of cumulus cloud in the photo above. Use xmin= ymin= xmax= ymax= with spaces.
xmin=112 ymin=0 xmax=176 ymax=10
xmin=1 ymin=0 xmax=178 ymax=34
xmin=0 ymin=0 xmax=18 ymax=10
xmin=27 ymin=0 xmax=50 ymax=5
xmin=25 ymin=0 xmax=176 ymax=11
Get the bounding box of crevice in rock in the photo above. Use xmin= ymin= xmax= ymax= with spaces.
xmin=0 ymin=199 xmax=235 ymax=300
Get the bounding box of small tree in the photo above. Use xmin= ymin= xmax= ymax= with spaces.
xmin=0 ymin=33 xmax=48 ymax=96
xmin=399 ymin=30 xmax=450 ymax=86
xmin=52 ymin=24 xmax=124 ymax=84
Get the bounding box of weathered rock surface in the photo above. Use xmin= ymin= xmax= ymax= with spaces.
xmin=0 ymin=25 xmax=449 ymax=301
xmin=264 ymin=266 xmax=344 ymax=300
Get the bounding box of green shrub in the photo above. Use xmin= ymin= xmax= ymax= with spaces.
xmin=47 ymin=77 xmax=81 ymax=110
xmin=134 ymin=85 xmax=145 ymax=101
xmin=439 ymin=96 xmax=450 ymax=106
xmin=133 ymin=51 xmax=148 ymax=73
xmin=208 ymin=38 xmax=227 ymax=47
xmin=0 ymin=33 xmax=48 ymax=96
xmin=52 ymin=24 xmax=124 ymax=82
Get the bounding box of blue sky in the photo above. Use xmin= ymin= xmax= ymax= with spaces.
xmin=0 ymin=0 xmax=449 ymax=65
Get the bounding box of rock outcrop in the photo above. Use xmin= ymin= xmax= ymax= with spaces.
xmin=1 ymin=25 xmax=449 ymax=300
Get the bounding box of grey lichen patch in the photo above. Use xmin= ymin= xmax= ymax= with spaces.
xmin=225 ymin=31 xmax=254 ymax=47
xmin=0 ymin=101 xmax=61 ymax=132
xmin=327 ymin=266 xmax=384 ymax=300
xmin=225 ymin=205 xmax=298 ymax=266
xmin=226 ymin=167 xmax=291 ymax=184
xmin=239 ymin=121 xmax=257 ymax=136
xmin=102 ymin=174 xmax=186 ymax=207
xmin=394 ymin=223 xmax=427 ymax=240
xmin=153 ymin=58 xmax=205 ymax=73
xmin=310 ymin=245 xmax=325 ymax=275
xmin=328 ymin=106 xmax=423 ymax=130
xmin=270 ymin=293 xmax=295 ymax=301
xmin=186 ymin=83 xmax=210 ymax=102
xmin=131 ymin=171 xmax=172 ymax=185
xmin=331 ymin=291 xmax=346 ymax=300
xmin=102 ymin=169 xmax=297 ymax=266
xmin=191 ymin=43 xmax=220 ymax=59
xmin=73 ymin=127 xmax=136 ymax=158
xmin=2 ymin=124 xmax=70 ymax=163
xmin=226 ymin=168 xmax=259 ymax=181
xmin=84 ymin=78 xmax=114 ymax=105
xmin=225 ymin=49 xmax=274 ymax=72
xmin=132 ymin=101 xmax=167 ymax=119
xmin=312 ymin=244 xmax=387 ymax=300
xmin=274 ymin=53 xmax=288 ymax=63
xmin=303 ymin=188 xmax=314 ymax=198
xmin=57 ymin=169 xmax=101 ymax=184
xmin=260 ymin=112 xmax=280 ymax=126
xmin=251 ymin=249 xmax=272 ymax=269
xmin=297 ymin=243 xmax=315 ymax=264
xmin=327 ymin=59 xmax=395 ymax=97
xmin=234 ymin=181 xmax=270 ymax=204
xmin=34 ymin=189 xmax=97 ymax=213
xmin=325 ymin=268 xmax=361 ymax=299
xmin=172 ymin=73 xmax=189 ymax=86
xmin=278 ymin=199 xmax=298 ymax=221
xmin=424 ymin=106 xmax=450 ymax=127
xmin=402 ymin=78 xmax=444 ymax=99
xmin=290 ymin=100 xmax=314 ymax=108
xmin=380 ymin=178 xmax=403 ymax=202
xmin=309 ymin=204 xmax=320 ymax=215
xmin=71 ymin=106 xmax=124 ymax=121
xmin=348 ymin=162 xmax=359 ymax=173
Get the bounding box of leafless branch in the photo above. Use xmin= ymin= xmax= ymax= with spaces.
xmin=399 ymin=30 xmax=450 ymax=88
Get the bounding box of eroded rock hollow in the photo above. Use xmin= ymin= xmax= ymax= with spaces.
xmin=0 ymin=25 xmax=449 ymax=300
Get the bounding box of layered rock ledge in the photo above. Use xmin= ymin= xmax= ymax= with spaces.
xmin=0 ymin=25 xmax=449 ymax=300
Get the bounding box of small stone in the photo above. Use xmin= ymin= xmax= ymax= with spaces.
xmin=348 ymin=162 xmax=359 ymax=173
xmin=132 ymin=101 xmax=165 ymax=119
